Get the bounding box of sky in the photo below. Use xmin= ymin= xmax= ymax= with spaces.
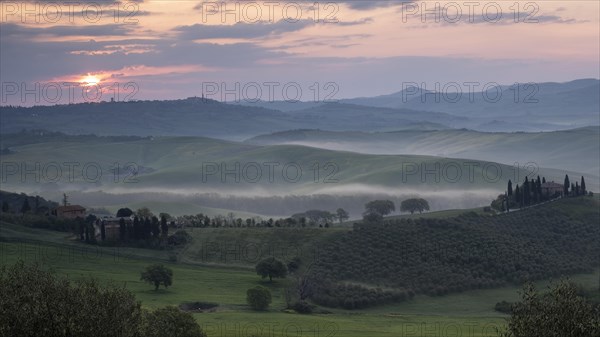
xmin=1 ymin=0 xmax=599 ymax=105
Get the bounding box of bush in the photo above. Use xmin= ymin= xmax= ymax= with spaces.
xmin=142 ymin=306 xmax=207 ymax=337
xmin=255 ymin=257 xmax=287 ymax=282
xmin=292 ymin=300 xmax=314 ymax=314
xmin=140 ymin=264 xmax=173 ymax=290
xmin=0 ymin=261 xmax=143 ymax=337
xmin=495 ymin=300 xmax=513 ymax=314
xmin=179 ymin=301 xmax=219 ymax=313
xmin=168 ymin=230 xmax=192 ymax=246
xmin=246 ymin=286 xmax=272 ymax=311
xmin=0 ymin=261 xmax=209 ymax=336
xmin=500 ymin=281 xmax=600 ymax=337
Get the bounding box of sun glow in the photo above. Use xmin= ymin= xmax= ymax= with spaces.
xmin=81 ymin=75 xmax=101 ymax=86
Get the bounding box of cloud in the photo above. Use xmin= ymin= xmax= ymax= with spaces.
xmin=0 ymin=22 xmax=136 ymax=38
xmin=342 ymin=0 xmax=410 ymax=10
xmin=193 ymin=0 xmax=407 ymax=11
xmin=174 ymin=20 xmax=315 ymax=40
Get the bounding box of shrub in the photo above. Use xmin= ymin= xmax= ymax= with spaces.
xmin=292 ymin=300 xmax=314 ymax=314
xmin=246 ymin=286 xmax=272 ymax=311
xmin=495 ymin=300 xmax=513 ymax=314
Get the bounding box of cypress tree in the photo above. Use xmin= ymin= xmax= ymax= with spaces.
xmin=133 ymin=216 xmax=140 ymax=240
xmin=515 ymin=184 xmax=521 ymax=208
xmin=581 ymin=176 xmax=586 ymax=195
xmin=507 ymin=180 xmax=513 ymax=197
xmin=152 ymin=216 xmax=160 ymax=238
xmin=20 ymin=198 xmax=31 ymax=214
xmin=119 ymin=217 xmax=126 ymax=241
xmin=143 ymin=217 xmax=151 ymax=239
xmin=523 ymin=177 xmax=530 ymax=206
xmin=100 ymin=221 xmax=106 ymax=241
xmin=535 ymin=176 xmax=542 ymax=202
xmin=564 ymin=175 xmax=570 ymax=196
xmin=160 ymin=215 xmax=168 ymax=237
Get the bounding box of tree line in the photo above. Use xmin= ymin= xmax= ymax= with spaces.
xmin=492 ymin=174 xmax=590 ymax=212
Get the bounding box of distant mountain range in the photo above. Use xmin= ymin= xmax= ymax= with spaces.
xmin=1 ymin=79 xmax=598 ymax=139
xmin=237 ymin=79 xmax=600 ymax=132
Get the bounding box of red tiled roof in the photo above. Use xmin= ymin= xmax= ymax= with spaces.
xmin=56 ymin=205 xmax=86 ymax=212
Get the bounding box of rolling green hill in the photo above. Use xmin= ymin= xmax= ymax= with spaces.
xmin=1 ymin=131 xmax=595 ymax=217
xmin=311 ymin=197 xmax=600 ymax=309
xmin=247 ymin=126 xmax=600 ymax=177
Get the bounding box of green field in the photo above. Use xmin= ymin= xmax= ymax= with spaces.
xmin=2 ymin=215 xmax=599 ymax=337
xmin=1 ymin=239 xmax=597 ymax=337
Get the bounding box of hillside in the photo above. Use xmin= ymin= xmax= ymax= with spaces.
xmin=246 ymin=127 xmax=600 ymax=176
xmin=310 ymin=197 xmax=600 ymax=309
xmin=238 ymin=79 xmax=600 ymax=132
xmin=0 ymin=99 xmax=456 ymax=140
xmin=1 ymin=132 xmax=593 ymax=217
xmin=340 ymin=79 xmax=600 ymax=130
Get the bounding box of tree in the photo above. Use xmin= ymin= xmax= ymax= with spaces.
xmin=287 ymin=257 xmax=302 ymax=274
xmin=523 ymin=177 xmax=530 ymax=205
xmin=119 ymin=217 xmax=126 ymax=241
xmin=151 ymin=216 xmax=160 ymax=238
xmin=1 ymin=201 xmax=9 ymax=213
xmin=20 ymin=198 xmax=31 ymax=215
xmin=133 ymin=216 xmax=141 ymax=240
xmin=100 ymin=221 xmax=106 ymax=241
xmin=79 ymin=219 xmax=85 ymax=241
xmin=117 ymin=207 xmax=133 ymax=218
xmin=1 ymin=261 xmax=208 ymax=337
xmin=581 ymin=176 xmax=587 ymax=195
xmin=136 ymin=207 xmax=154 ymax=220
xmin=336 ymin=208 xmax=349 ymax=223
xmin=564 ymin=174 xmax=570 ymax=196
xmin=500 ymin=281 xmax=600 ymax=337
xmin=255 ymin=257 xmax=287 ymax=282
xmin=535 ymin=176 xmax=542 ymax=203
xmin=140 ymin=264 xmax=173 ymax=291
xmin=160 ymin=215 xmax=169 ymax=237
xmin=84 ymin=223 xmax=90 ymax=243
xmin=400 ymin=198 xmax=430 ymax=214
xmin=507 ymin=180 xmax=513 ymax=197
xmin=34 ymin=196 xmax=40 ymax=213
xmin=246 ymin=286 xmax=272 ymax=311
xmin=0 ymin=261 xmax=144 ymax=337
xmin=142 ymin=306 xmax=207 ymax=337
xmin=143 ymin=217 xmax=152 ymax=239
xmin=364 ymin=200 xmax=395 ymax=216
xmin=514 ymin=184 xmax=521 ymax=208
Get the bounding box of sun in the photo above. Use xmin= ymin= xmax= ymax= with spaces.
xmin=81 ymin=74 xmax=101 ymax=86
